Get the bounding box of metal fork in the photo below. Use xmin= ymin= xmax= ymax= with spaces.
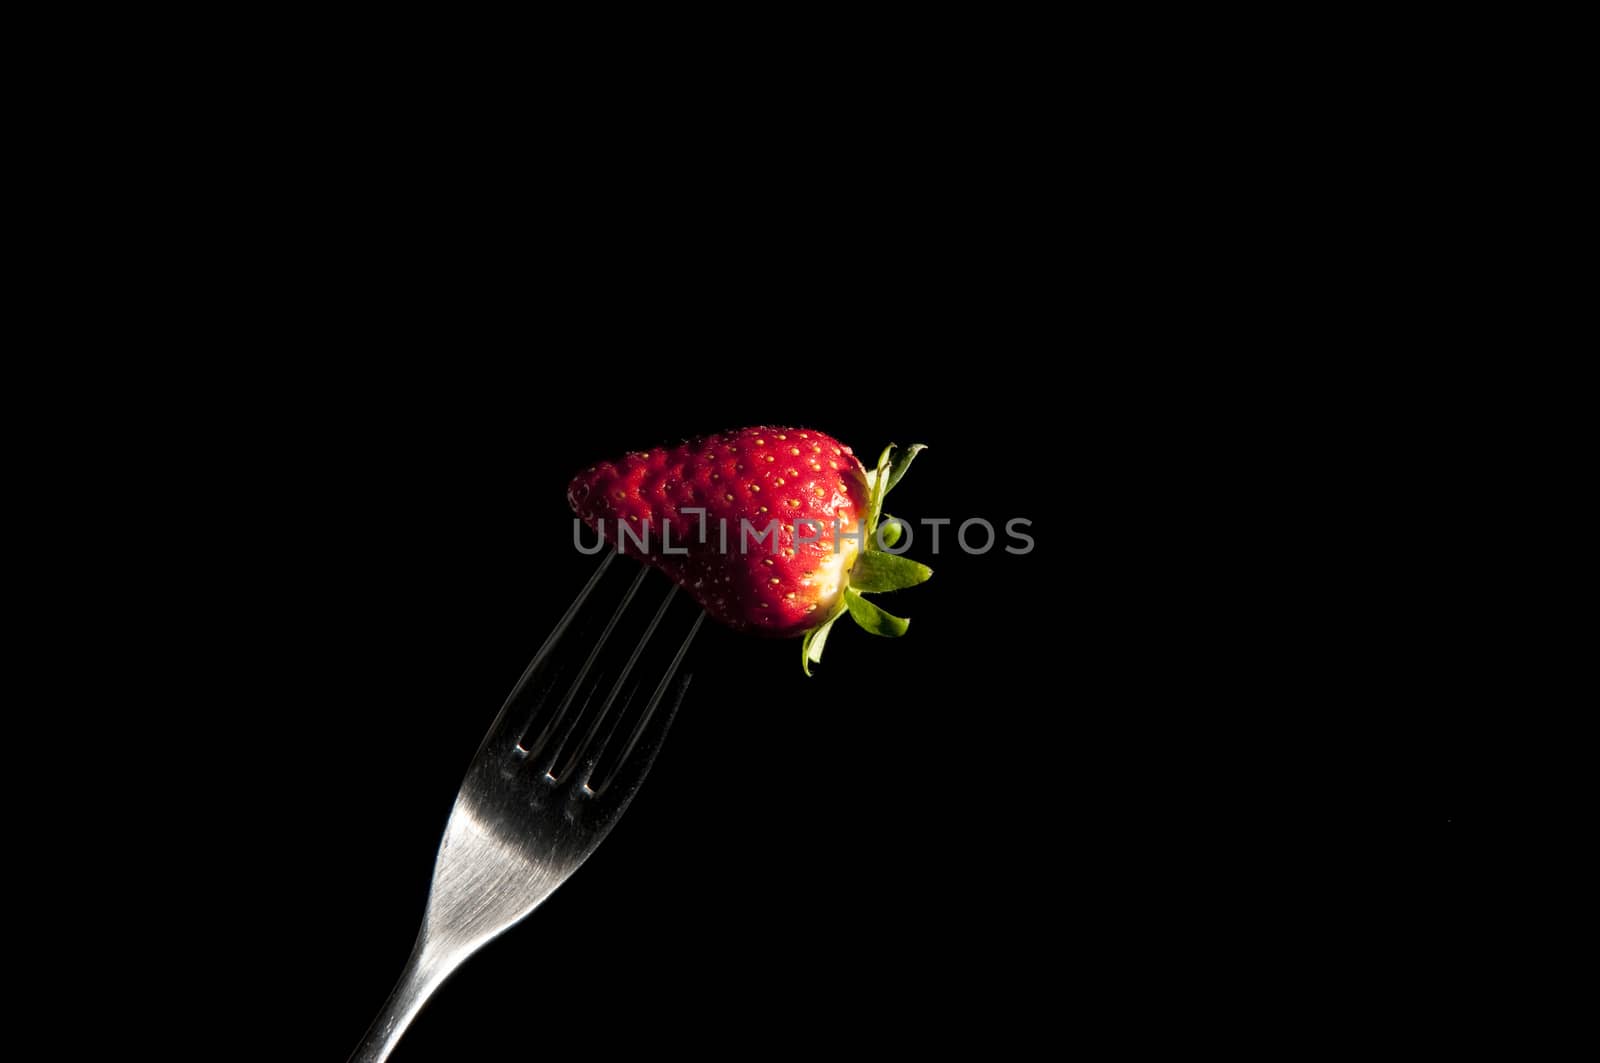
xmin=349 ymin=551 xmax=704 ymax=1063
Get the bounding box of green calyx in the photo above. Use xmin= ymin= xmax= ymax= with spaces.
xmin=800 ymin=442 xmax=932 ymax=675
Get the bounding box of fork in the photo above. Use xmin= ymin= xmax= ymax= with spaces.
xmin=349 ymin=551 xmax=704 ymax=1063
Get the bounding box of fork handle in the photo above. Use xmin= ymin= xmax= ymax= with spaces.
xmin=348 ymin=940 xmax=460 ymax=1063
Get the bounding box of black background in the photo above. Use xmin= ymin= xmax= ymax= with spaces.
xmin=47 ymin=51 xmax=1486 ymax=1056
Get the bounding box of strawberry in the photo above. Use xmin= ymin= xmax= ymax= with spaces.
xmin=567 ymin=425 xmax=931 ymax=674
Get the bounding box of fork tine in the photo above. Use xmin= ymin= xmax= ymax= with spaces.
xmin=504 ymin=552 xmax=615 ymax=705
xmin=583 ymin=609 xmax=705 ymax=797
xmin=513 ymin=562 xmax=650 ymax=759
xmin=478 ymin=550 xmax=617 ymax=757
xmin=545 ymin=583 xmax=680 ymax=783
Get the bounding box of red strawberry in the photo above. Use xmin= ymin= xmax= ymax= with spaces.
xmin=567 ymin=425 xmax=931 ymax=674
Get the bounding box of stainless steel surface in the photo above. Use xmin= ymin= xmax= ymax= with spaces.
xmin=349 ymin=551 xmax=704 ymax=1063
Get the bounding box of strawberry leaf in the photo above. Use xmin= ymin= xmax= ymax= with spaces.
xmin=874 ymin=443 xmax=895 ymax=477
xmin=844 ymin=587 xmax=909 ymax=637
xmin=864 ymin=444 xmax=896 ymax=543
xmin=850 ymin=551 xmax=932 ymax=592
xmin=884 ymin=444 xmax=926 ymax=496
xmin=879 ymin=515 xmax=903 ymax=548
xmin=800 ymin=600 xmax=848 ymax=675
